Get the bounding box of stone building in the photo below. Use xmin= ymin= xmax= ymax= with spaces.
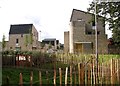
xmin=42 ymin=38 xmax=60 ymax=50
xmin=64 ymin=9 xmax=108 ymax=54
xmin=5 ymin=24 xmax=40 ymax=51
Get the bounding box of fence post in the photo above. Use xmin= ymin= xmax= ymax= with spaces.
xmin=46 ymin=71 xmax=49 ymax=84
xmin=65 ymin=67 xmax=68 ymax=85
xmin=74 ymin=67 xmax=76 ymax=85
xmin=39 ymin=71 xmax=42 ymax=86
xmin=54 ymin=67 xmax=56 ymax=86
xmin=115 ymin=59 xmax=117 ymax=81
xmin=92 ymin=59 xmax=96 ymax=84
xmin=6 ymin=76 xmax=10 ymax=85
xmin=105 ymin=63 xmax=108 ymax=84
xmin=19 ymin=73 xmax=23 ymax=86
xmin=101 ymin=58 xmax=104 ymax=84
xmin=87 ymin=64 xmax=91 ymax=84
xmin=117 ymin=59 xmax=119 ymax=83
xmin=111 ymin=59 xmax=115 ymax=84
xmin=80 ymin=63 xmax=84 ymax=84
xmin=59 ymin=68 xmax=62 ymax=85
xmin=30 ymin=71 xmax=33 ymax=86
xmin=78 ymin=63 xmax=80 ymax=85
xmin=70 ymin=65 xmax=72 ymax=85
xmin=90 ymin=59 xmax=93 ymax=84
xmin=98 ymin=62 xmax=100 ymax=84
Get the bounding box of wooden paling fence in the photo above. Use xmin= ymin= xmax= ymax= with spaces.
xmin=5 ymin=58 xmax=120 ymax=85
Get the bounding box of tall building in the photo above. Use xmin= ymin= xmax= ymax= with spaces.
xmin=64 ymin=9 xmax=108 ymax=54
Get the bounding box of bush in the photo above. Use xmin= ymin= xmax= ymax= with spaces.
xmin=31 ymin=51 xmax=57 ymax=67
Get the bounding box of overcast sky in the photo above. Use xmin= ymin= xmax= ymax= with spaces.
xmin=0 ymin=0 xmax=112 ymax=43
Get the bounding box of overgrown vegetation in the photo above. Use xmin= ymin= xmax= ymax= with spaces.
xmin=2 ymin=34 xmax=6 ymax=51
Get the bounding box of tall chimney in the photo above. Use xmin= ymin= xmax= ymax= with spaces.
xmin=69 ymin=22 xmax=74 ymax=53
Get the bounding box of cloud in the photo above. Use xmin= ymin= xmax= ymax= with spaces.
xmin=24 ymin=16 xmax=41 ymax=25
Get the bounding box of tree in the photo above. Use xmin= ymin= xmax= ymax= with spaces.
xmin=88 ymin=1 xmax=120 ymax=47
xmin=29 ymin=29 xmax=33 ymax=44
xmin=25 ymin=35 xmax=29 ymax=47
xmin=2 ymin=34 xmax=6 ymax=51
xmin=25 ymin=32 xmax=33 ymax=47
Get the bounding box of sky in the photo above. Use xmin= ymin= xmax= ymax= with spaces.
xmin=0 ymin=0 xmax=112 ymax=43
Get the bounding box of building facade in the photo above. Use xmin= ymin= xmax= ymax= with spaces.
xmin=42 ymin=38 xmax=60 ymax=50
xmin=64 ymin=9 xmax=108 ymax=54
xmin=6 ymin=24 xmax=40 ymax=51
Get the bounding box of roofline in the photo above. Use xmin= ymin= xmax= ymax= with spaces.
xmin=43 ymin=38 xmax=56 ymax=40
xmin=74 ymin=42 xmax=92 ymax=44
xmin=10 ymin=23 xmax=33 ymax=26
xmin=70 ymin=9 xmax=91 ymax=22
xmin=9 ymin=23 xmax=38 ymax=34
xmin=70 ymin=9 xmax=104 ymax=22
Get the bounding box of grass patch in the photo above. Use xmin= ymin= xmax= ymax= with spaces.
xmin=2 ymin=62 xmax=69 ymax=85
xmin=99 ymin=54 xmax=120 ymax=63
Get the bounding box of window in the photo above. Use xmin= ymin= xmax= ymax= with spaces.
xmin=10 ymin=47 xmax=12 ymax=49
xmin=15 ymin=47 xmax=21 ymax=51
xmin=21 ymin=34 xmax=23 ymax=37
xmin=86 ymin=30 xmax=100 ymax=35
xmin=92 ymin=21 xmax=95 ymax=26
xmin=87 ymin=32 xmax=92 ymax=35
xmin=93 ymin=31 xmax=100 ymax=35
xmin=32 ymin=47 xmax=37 ymax=50
xmin=56 ymin=40 xmax=59 ymax=44
xmin=77 ymin=18 xmax=83 ymax=21
xmin=97 ymin=31 xmax=100 ymax=35
xmin=16 ymin=39 xmax=19 ymax=43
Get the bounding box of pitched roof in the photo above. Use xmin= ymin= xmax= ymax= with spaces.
xmin=70 ymin=9 xmax=92 ymax=22
xmin=70 ymin=9 xmax=104 ymax=22
xmin=9 ymin=24 xmax=33 ymax=34
xmin=42 ymin=38 xmax=56 ymax=41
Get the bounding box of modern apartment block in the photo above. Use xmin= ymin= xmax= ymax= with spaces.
xmin=64 ymin=9 xmax=108 ymax=54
